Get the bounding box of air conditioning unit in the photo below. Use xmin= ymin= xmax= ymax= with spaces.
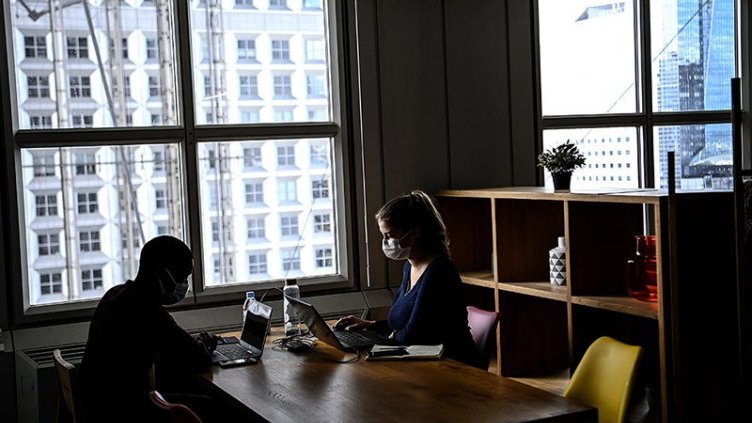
xmin=15 ymin=344 xmax=85 ymax=423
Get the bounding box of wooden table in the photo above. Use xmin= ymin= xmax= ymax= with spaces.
xmin=200 ymin=326 xmax=596 ymax=423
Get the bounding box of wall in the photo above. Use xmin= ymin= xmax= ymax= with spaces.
xmin=353 ymin=0 xmax=539 ymax=288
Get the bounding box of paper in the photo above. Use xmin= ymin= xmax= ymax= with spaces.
xmin=367 ymin=344 xmax=444 ymax=360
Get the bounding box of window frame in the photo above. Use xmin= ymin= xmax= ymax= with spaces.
xmin=534 ymin=0 xmax=740 ymax=189
xmin=0 ymin=0 xmax=355 ymax=323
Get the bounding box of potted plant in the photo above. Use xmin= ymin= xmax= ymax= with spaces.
xmin=537 ymin=141 xmax=586 ymax=191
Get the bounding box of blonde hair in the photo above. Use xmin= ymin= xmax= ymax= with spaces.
xmin=375 ymin=190 xmax=450 ymax=257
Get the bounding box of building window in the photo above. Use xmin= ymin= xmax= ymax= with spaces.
xmin=69 ymin=76 xmax=91 ymax=97
xmin=277 ymin=145 xmax=295 ymax=166
xmin=273 ymin=108 xmax=293 ymax=122
xmin=303 ymin=0 xmax=322 ymax=10
xmin=211 ymin=219 xmax=220 ymax=242
xmin=247 ymin=217 xmax=266 ymax=239
xmin=306 ymin=74 xmax=325 ymax=97
xmin=243 ymin=147 xmax=262 ymax=168
xmin=271 ymin=39 xmax=290 ymax=62
xmin=278 ymin=179 xmax=297 ymax=203
xmin=305 ymin=39 xmax=325 ymax=62
xmin=239 ymin=75 xmax=258 ymax=98
xmin=111 ymin=37 xmax=128 ymax=59
xmin=155 ymin=189 xmax=166 ymax=209
xmin=237 ymin=38 xmax=256 ymax=61
xmin=75 ymin=153 xmax=97 ymax=175
xmin=146 ymin=38 xmax=158 ymax=60
xmin=153 ymin=151 xmax=164 ymax=173
xmin=38 ymin=233 xmax=60 ymax=255
xmin=282 ymin=250 xmax=300 ymax=271
xmin=157 ymin=224 xmax=168 ymax=235
xmin=151 ymin=113 xmax=163 ymax=125
xmin=310 ymin=144 xmax=328 ymax=166
xmin=81 ymin=268 xmax=103 ymax=291
xmin=273 ymin=75 xmax=292 ymax=98
xmin=240 ymin=109 xmax=260 ymax=123
xmin=24 ymin=36 xmax=47 ymax=58
xmin=248 ymin=253 xmax=267 ymax=274
xmin=40 ymin=272 xmax=63 ymax=295
xmin=30 ymin=115 xmax=53 ymax=129
xmin=280 ymin=215 xmax=298 ymax=236
xmin=79 ymin=230 xmax=101 ymax=252
xmin=77 ymin=192 xmax=99 ymax=214
xmin=27 ymin=76 xmax=50 ymax=98
xmin=236 ymin=0 xmax=255 ymax=8
xmin=244 ymin=181 xmax=264 ymax=205
xmin=72 ymin=115 xmax=94 ymax=128
xmin=148 ymin=75 xmax=160 ymax=97
xmin=315 ymin=248 xmax=333 ymax=268
xmin=312 ymin=179 xmax=329 ymax=199
xmin=35 ymin=194 xmax=58 ymax=217
xmin=313 ymin=213 xmax=331 ymax=233
xmin=269 ymin=0 xmax=289 ymax=10
xmin=66 ymin=36 xmax=88 ymax=59
xmin=33 ymin=154 xmax=56 ymax=177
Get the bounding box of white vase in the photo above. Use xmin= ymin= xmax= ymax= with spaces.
xmin=549 ymin=236 xmax=566 ymax=286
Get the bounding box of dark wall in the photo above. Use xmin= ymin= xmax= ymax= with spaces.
xmin=353 ymin=0 xmax=539 ymax=288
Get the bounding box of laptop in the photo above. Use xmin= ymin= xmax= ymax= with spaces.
xmin=285 ymin=295 xmax=392 ymax=351
xmin=211 ymin=302 xmax=272 ymax=368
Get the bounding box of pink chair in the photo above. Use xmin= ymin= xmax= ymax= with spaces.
xmin=149 ymin=391 xmax=203 ymax=423
xmin=467 ymin=306 xmax=500 ymax=368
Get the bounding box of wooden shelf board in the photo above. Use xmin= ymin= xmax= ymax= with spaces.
xmin=460 ymin=270 xmax=496 ymax=289
xmin=509 ymin=369 xmax=570 ymax=396
xmin=437 ymin=187 xmax=664 ymax=204
xmin=571 ymin=295 xmax=659 ymax=319
xmin=498 ymin=282 xmax=567 ymax=302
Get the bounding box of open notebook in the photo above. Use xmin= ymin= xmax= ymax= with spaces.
xmin=366 ymin=344 xmax=444 ymax=361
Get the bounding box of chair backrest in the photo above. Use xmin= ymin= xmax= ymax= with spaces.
xmin=149 ymin=391 xmax=203 ymax=423
xmin=53 ymin=349 xmax=84 ymax=423
xmin=563 ymin=336 xmax=644 ymax=423
xmin=466 ymin=306 xmax=500 ymax=358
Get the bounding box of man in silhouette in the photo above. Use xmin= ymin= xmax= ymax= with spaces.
xmin=79 ymin=235 xmax=215 ymax=422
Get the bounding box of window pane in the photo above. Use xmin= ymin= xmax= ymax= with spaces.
xmin=543 ymin=128 xmax=640 ymax=190
xmin=10 ymin=0 xmax=180 ymax=129
xmin=190 ymin=1 xmax=331 ymax=124
xmin=21 ymin=144 xmax=185 ymax=305
xmin=651 ymin=0 xmax=735 ymax=112
xmin=538 ymin=0 xmax=637 ymax=115
xmin=197 ymin=139 xmax=337 ymax=286
xmin=653 ymin=124 xmax=732 ymax=190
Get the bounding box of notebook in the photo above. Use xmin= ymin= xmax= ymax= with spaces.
xmin=366 ymin=344 xmax=444 ymax=361
xmin=211 ymin=301 xmax=272 ymax=368
xmin=285 ymin=295 xmax=392 ymax=351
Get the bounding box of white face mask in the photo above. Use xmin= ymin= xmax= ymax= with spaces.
xmin=382 ymin=229 xmax=413 ymax=261
xmin=159 ymin=267 xmax=189 ymax=305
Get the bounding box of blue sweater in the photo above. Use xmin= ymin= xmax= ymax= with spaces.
xmin=383 ymin=256 xmax=480 ymax=367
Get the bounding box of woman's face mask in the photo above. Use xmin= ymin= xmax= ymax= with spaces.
xmin=382 ymin=229 xmax=413 ymax=261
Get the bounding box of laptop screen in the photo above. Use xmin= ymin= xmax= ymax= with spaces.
xmin=240 ymin=305 xmax=271 ymax=352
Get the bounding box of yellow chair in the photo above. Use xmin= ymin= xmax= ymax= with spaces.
xmin=563 ymin=336 xmax=644 ymax=423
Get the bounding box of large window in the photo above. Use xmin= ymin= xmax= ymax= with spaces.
xmin=2 ymin=0 xmax=345 ymax=313
xmin=538 ymin=0 xmax=736 ymax=190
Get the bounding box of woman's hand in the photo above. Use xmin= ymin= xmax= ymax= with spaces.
xmin=333 ymin=315 xmax=375 ymax=331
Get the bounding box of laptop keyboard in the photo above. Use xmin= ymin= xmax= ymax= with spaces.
xmin=216 ymin=343 xmax=253 ymax=360
xmin=333 ymin=329 xmax=380 ymax=348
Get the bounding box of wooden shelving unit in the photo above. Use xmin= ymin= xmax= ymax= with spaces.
xmin=437 ymin=186 xmax=738 ymax=423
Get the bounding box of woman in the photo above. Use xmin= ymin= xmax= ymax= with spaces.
xmin=336 ymin=190 xmax=481 ymax=367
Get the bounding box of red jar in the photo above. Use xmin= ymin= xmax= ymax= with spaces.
xmin=627 ymin=235 xmax=658 ymax=302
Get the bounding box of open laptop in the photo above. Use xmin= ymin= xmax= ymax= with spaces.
xmin=286 ymin=295 xmax=392 ymax=351
xmin=211 ymin=303 xmax=272 ymax=367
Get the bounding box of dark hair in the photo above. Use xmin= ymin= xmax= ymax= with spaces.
xmin=137 ymin=235 xmax=193 ymax=282
xmin=375 ymin=190 xmax=450 ymax=257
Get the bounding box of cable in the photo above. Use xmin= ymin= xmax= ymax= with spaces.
xmin=271 ymin=329 xmax=361 ymax=364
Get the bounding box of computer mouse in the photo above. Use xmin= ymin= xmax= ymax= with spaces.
xmin=286 ymin=340 xmax=312 ymax=353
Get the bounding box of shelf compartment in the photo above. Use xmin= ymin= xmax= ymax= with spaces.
xmin=460 ymin=270 xmax=496 ymax=288
xmin=437 ymin=196 xmax=494 ymax=275
xmin=495 ymin=199 xmax=564 ymax=282
xmin=571 ymin=295 xmax=658 ymax=320
xmin=499 ymin=282 xmax=567 ymax=302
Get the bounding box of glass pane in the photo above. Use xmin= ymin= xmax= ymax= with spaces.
xmin=197 ymin=139 xmax=336 ymax=286
xmin=538 ymin=0 xmax=637 ymax=116
xmin=543 ymin=127 xmax=640 ymax=190
xmin=651 ymin=0 xmax=735 ymax=112
xmin=653 ymin=124 xmax=732 ymax=190
xmin=190 ymin=0 xmax=331 ymax=124
xmin=21 ymin=144 xmax=185 ymax=305
xmin=9 ymin=0 xmax=180 ymax=129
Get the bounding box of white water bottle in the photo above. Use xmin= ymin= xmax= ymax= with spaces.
xmin=242 ymin=291 xmax=255 ymax=321
xmin=283 ymin=279 xmax=301 ymax=336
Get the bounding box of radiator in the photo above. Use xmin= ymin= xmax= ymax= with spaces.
xmin=15 ymin=344 xmax=85 ymax=423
